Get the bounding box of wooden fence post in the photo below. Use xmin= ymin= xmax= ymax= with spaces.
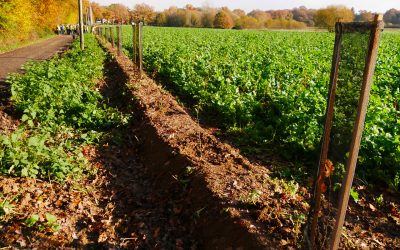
xmin=138 ymin=22 xmax=143 ymax=77
xmin=132 ymin=23 xmax=137 ymax=68
xmin=110 ymin=26 xmax=115 ymax=47
xmin=308 ymin=14 xmax=384 ymax=249
xmin=329 ymin=14 xmax=384 ymax=250
xmin=117 ymin=25 xmax=122 ymax=56
xmin=106 ymin=27 xmax=110 ymax=43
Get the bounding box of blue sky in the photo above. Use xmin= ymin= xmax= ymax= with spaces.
xmin=92 ymin=0 xmax=398 ymax=13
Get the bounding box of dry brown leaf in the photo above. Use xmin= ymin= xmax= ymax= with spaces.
xmin=369 ymin=203 xmax=377 ymax=212
xmin=98 ymin=232 xmax=108 ymax=242
xmin=280 ymin=239 xmax=288 ymax=246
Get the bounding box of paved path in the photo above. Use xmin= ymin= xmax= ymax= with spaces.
xmin=0 ymin=35 xmax=73 ymax=81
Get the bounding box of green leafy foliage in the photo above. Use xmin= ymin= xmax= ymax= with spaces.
xmin=119 ymin=26 xmax=399 ymax=188
xmin=25 ymin=214 xmax=39 ymax=227
xmin=0 ymin=199 xmax=14 ymax=217
xmin=45 ymin=213 xmax=61 ymax=231
xmin=350 ymin=187 xmax=359 ymax=203
xmin=0 ymin=34 xmax=129 ymax=181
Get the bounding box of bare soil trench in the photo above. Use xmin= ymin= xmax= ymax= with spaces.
xmin=1 ymin=37 xmax=399 ymax=249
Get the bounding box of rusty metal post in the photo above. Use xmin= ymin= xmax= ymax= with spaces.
xmin=309 ymin=21 xmax=343 ymax=247
xmin=329 ymin=14 xmax=383 ymax=250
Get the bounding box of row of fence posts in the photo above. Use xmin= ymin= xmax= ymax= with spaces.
xmin=95 ymin=23 xmax=143 ymax=77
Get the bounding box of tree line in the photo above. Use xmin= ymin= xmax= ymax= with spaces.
xmin=92 ymin=3 xmax=400 ymax=30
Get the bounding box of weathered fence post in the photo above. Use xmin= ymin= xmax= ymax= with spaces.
xmin=117 ymin=25 xmax=122 ymax=56
xmin=308 ymin=14 xmax=384 ymax=250
xmin=78 ymin=0 xmax=84 ymax=50
xmin=110 ymin=26 xmax=115 ymax=47
xmin=106 ymin=27 xmax=110 ymax=43
xmin=132 ymin=22 xmax=143 ymax=77
xmin=132 ymin=23 xmax=137 ymax=68
xmin=138 ymin=22 xmax=143 ymax=77
xmin=329 ymin=14 xmax=384 ymax=250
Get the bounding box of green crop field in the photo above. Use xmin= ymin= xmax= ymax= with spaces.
xmin=118 ymin=26 xmax=400 ymax=188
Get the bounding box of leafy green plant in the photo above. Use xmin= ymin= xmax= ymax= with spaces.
xmin=0 ymin=199 xmax=14 ymax=217
xmin=45 ymin=213 xmax=61 ymax=232
xmin=25 ymin=214 xmax=39 ymax=227
xmin=350 ymin=187 xmax=359 ymax=203
xmin=0 ymin=34 xmax=130 ymax=181
xmin=374 ymin=194 xmax=384 ymax=207
xmin=24 ymin=213 xmax=61 ymax=232
xmin=240 ymin=189 xmax=262 ymax=205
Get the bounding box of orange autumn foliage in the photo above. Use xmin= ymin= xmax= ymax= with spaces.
xmin=0 ymin=0 xmax=89 ymax=51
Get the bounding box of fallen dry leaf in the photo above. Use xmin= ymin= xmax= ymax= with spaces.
xmin=369 ymin=203 xmax=377 ymax=212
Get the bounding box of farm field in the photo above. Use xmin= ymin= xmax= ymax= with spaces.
xmin=0 ymin=27 xmax=399 ymax=248
xmin=2 ymin=0 xmax=400 ymax=247
xmin=119 ymin=26 xmax=400 ymax=189
xmin=0 ymin=34 xmax=199 ymax=248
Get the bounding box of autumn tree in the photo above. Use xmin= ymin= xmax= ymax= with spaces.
xmin=0 ymin=0 xmax=34 ymax=40
xmin=383 ymin=8 xmax=400 ymax=25
xmin=163 ymin=7 xmax=186 ymax=27
xmin=202 ymin=8 xmax=217 ymax=28
xmin=107 ymin=4 xmax=130 ymax=23
xmin=268 ymin=9 xmax=293 ymax=20
xmin=131 ymin=3 xmax=156 ymax=23
xmin=248 ymin=10 xmax=271 ymax=26
xmin=355 ymin=10 xmax=375 ymax=22
xmin=214 ymin=11 xmax=234 ymax=29
xmin=292 ymin=6 xmax=315 ymax=26
xmin=0 ymin=0 xmax=81 ymax=50
xmin=314 ymin=5 xmax=354 ymax=31
xmin=232 ymin=9 xmax=246 ymax=18
xmin=154 ymin=13 xmax=167 ymax=26
xmin=235 ymin=16 xmax=260 ymax=29
xmin=91 ymin=2 xmax=106 ymax=20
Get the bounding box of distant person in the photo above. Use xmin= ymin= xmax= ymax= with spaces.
xmin=71 ymin=25 xmax=77 ymax=39
xmin=60 ymin=24 xmax=65 ymax=35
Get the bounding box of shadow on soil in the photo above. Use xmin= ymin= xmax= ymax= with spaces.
xmin=71 ymin=56 xmax=200 ymax=249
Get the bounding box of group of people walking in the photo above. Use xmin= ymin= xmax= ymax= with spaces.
xmin=56 ymin=24 xmax=78 ymax=38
